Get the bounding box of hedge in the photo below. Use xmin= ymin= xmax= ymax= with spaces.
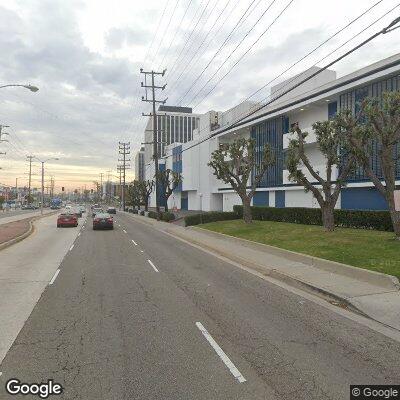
xmin=185 ymin=211 xmax=239 ymax=226
xmin=147 ymin=210 xmax=176 ymax=222
xmin=233 ymin=205 xmax=393 ymax=231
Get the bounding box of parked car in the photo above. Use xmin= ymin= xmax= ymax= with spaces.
xmin=93 ymin=213 xmax=113 ymax=230
xmin=22 ymin=204 xmax=36 ymax=210
xmin=92 ymin=207 xmax=103 ymax=217
xmin=72 ymin=208 xmax=83 ymax=218
xmin=57 ymin=213 xmax=78 ymax=227
xmin=107 ymin=207 xmax=116 ymax=214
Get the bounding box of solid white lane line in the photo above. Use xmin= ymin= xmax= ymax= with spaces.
xmin=195 ymin=322 xmax=246 ymax=383
xmin=147 ymin=259 xmax=159 ymax=272
xmin=49 ymin=269 xmax=60 ymax=285
xmin=123 ymin=229 xmax=127 ymax=233
xmin=69 ymin=244 xmax=74 ymax=251
xmin=131 ymin=239 xmax=138 ymax=246
xmin=77 ymin=232 xmax=81 ymax=237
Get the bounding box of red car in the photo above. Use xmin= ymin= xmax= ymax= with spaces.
xmin=57 ymin=213 xmax=78 ymax=227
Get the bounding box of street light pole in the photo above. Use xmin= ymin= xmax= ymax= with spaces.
xmin=37 ymin=157 xmax=59 ymax=215
xmin=41 ymin=161 xmax=44 ymax=215
xmin=0 ymin=84 xmax=39 ymax=92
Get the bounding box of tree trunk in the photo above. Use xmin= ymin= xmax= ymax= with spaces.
xmin=144 ymin=197 xmax=148 ymax=211
xmin=164 ymin=198 xmax=169 ymax=212
xmin=321 ymin=204 xmax=335 ymax=232
xmin=387 ymin=195 xmax=400 ymax=239
xmin=242 ymin=196 xmax=252 ymax=224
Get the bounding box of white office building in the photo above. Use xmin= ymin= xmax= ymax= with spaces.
xmin=145 ymin=53 xmax=400 ymax=212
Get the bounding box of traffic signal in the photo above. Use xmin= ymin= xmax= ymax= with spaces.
xmin=91 ymin=189 xmax=93 ymax=193
xmin=62 ymin=187 xmax=65 ymax=191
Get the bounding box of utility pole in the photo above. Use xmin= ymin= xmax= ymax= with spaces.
xmin=26 ymin=155 xmax=34 ymax=204
xmin=117 ymin=165 xmax=123 ymax=209
xmin=118 ymin=142 xmax=130 ymax=211
xmin=99 ymin=173 xmax=104 ymax=202
xmin=140 ymin=68 xmax=167 ymax=215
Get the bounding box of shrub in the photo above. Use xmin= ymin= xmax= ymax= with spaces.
xmin=148 ymin=211 xmax=158 ymax=219
xmin=185 ymin=211 xmax=239 ymax=226
xmin=233 ymin=205 xmax=393 ymax=231
xmin=161 ymin=212 xmax=175 ymax=222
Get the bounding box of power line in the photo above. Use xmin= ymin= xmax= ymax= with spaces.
xmin=152 ymin=0 xmax=181 ymax=65
xmin=236 ymin=0 xmax=385 ymax=107
xmin=167 ymin=0 xmax=214 ymax=80
xmin=167 ymin=0 xmax=234 ymax=96
xmin=166 ymin=0 xmax=259 ymax=104
xmin=145 ymin=0 xmax=172 ymax=67
xmin=190 ymin=0 xmax=295 ymax=108
xmin=182 ymin=0 xmax=279 ymax=105
xmin=157 ymin=14 xmax=400 ymax=162
xmin=157 ymin=0 xmax=195 ymax=70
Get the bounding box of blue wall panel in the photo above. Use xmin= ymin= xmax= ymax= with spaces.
xmin=253 ymin=191 xmax=269 ymax=206
xmin=341 ymin=187 xmax=388 ymax=210
xmin=275 ymin=191 xmax=285 ymax=208
xmin=181 ymin=196 xmax=188 ymax=210
xmin=158 ymin=164 xmax=167 ymax=207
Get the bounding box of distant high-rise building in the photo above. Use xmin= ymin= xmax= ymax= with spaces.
xmin=143 ymin=105 xmax=200 ymax=165
xmin=135 ymin=146 xmax=145 ymax=181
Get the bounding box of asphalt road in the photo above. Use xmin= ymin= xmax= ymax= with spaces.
xmin=0 ymin=212 xmax=399 ymax=399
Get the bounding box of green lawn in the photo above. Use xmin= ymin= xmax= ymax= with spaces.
xmin=200 ymin=220 xmax=400 ymax=279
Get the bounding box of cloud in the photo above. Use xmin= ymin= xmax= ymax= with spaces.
xmin=105 ymin=27 xmax=151 ymax=49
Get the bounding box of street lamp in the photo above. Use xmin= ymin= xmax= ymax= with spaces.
xmin=15 ymin=177 xmax=25 ymax=206
xmin=0 ymin=84 xmax=39 ymax=92
xmin=36 ymin=157 xmax=59 ymax=215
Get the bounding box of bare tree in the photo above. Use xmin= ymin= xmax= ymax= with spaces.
xmin=208 ymin=137 xmax=273 ymax=223
xmin=156 ymin=169 xmax=182 ymax=212
xmin=139 ymin=180 xmax=154 ymax=211
xmin=345 ymin=91 xmax=400 ymax=238
xmin=287 ymin=119 xmax=356 ymax=231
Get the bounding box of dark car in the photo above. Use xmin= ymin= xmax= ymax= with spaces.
xmin=107 ymin=207 xmax=116 ymax=214
xmin=93 ymin=213 xmax=113 ymax=230
xmin=57 ymin=213 xmax=78 ymax=227
xmin=72 ymin=208 xmax=83 ymax=218
xmin=92 ymin=207 xmax=103 ymax=217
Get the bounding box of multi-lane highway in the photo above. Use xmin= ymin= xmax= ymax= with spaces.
xmin=0 ymin=211 xmax=399 ymax=399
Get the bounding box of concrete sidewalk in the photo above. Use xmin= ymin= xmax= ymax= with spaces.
xmin=124 ymin=212 xmax=400 ymax=332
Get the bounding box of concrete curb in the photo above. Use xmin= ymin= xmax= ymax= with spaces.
xmin=0 ymin=211 xmax=58 ymax=251
xmin=0 ymin=220 xmax=34 ymax=251
xmin=192 ymin=227 xmax=400 ymax=290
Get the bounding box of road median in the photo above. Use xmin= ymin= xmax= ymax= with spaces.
xmin=0 ymin=211 xmax=58 ymax=251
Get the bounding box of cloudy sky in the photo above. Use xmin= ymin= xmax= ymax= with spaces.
xmin=0 ymin=0 xmax=398 ymax=191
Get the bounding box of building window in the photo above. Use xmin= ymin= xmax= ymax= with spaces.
xmin=328 ymin=102 xmax=337 ymax=119
xmin=184 ymin=117 xmax=188 ymax=142
xmin=171 ymin=116 xmax=175 ymax=143
xmin=167 ymin=116 xmax=171 ymax=145
xmin=251 ymin=116 xmax=284 ymax=187
xmin=179 ymin=116 xmax=183 ymax=142
xmin=188 ymin=117 xmax=192 ymax=141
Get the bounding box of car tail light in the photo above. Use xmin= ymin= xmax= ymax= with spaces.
xmin=108 ymin=218 xmax=113 ymax=223
xmin=94 ymin=218 xmax=100 ymax=222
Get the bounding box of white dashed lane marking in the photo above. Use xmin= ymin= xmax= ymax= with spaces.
xmin=147 ymin=260 xmax=159 ymax=272
xmin=49 ymin=269 xmax=60 ymax=285
xmin=196 ymin=322 xmax=246 ymax=383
